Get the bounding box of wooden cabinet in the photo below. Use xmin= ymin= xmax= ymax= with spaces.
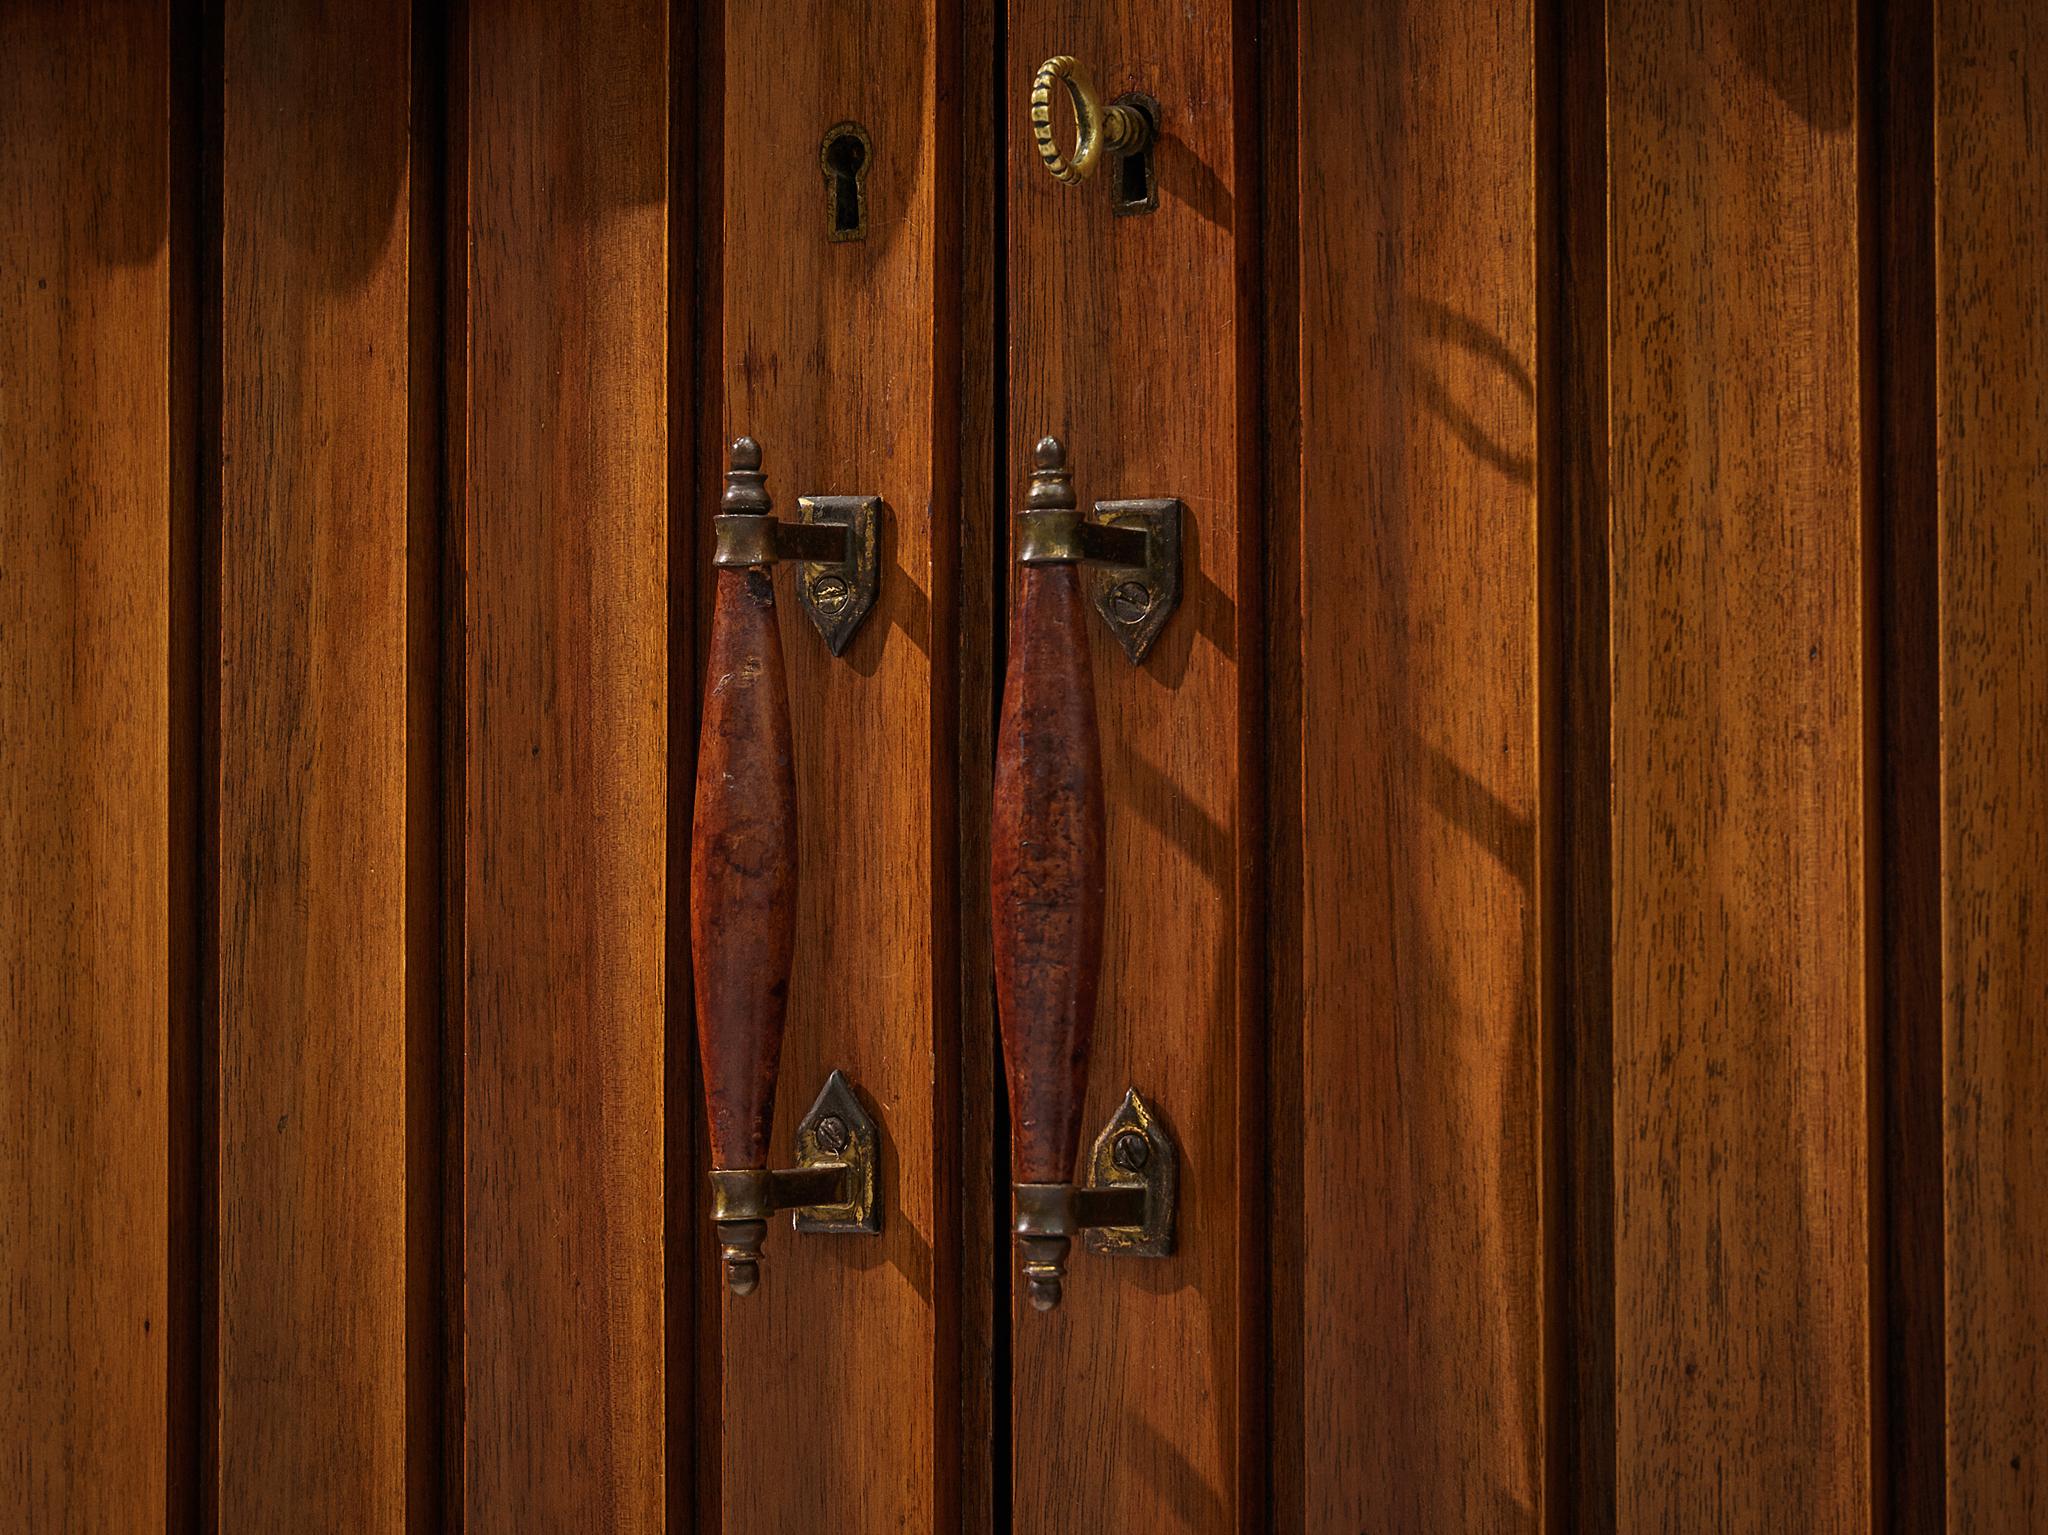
xmin=2 ymin=1 xmax=2043 ymax=1529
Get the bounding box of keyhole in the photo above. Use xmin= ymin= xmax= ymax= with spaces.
xmin=1110 ymin=94 xmax=1160 ymax=217
xmin=821 ymin=124 xmax=870 ymax=242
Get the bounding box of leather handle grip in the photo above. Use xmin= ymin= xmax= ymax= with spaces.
xmin=991 ymin=436 xmax=1106 ymax=1186
xmin=691 ymin=439 xmax=797 ymax=1173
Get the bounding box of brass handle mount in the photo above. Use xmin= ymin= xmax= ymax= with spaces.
xmin=1014 ymin=435 xmax=1182 ymax=664
xmin=710 ymin=436 xmax=882 ymax=656
xmin=692 ymin=438 xmax=884 ymax=1297
xmin=991 ymin=436 xmax=1182 ymax=1313
xmin=1030 ymin=55 xmax=1155 ymax=186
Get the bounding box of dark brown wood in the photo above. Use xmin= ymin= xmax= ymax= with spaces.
xmin=16 ymin=5 xmax=2048 ymax=1523
xmin=1937 ymin=0 xmax=2048 ymax=1521
xmin=992 ymin=535 xmax=1106 ymax=1186
xmin=1259 ymin=0 xmax=1307 ymax=1525
xmin=1282 ymin=0 xmax=1552 ymax=1524
xmin=955 ymin=0 xmax=1002 ymax=1521
xmin=681 ymin=5 xmax=723 ymax=1528
xmin=1006 ymin=0 xmax=1262 ymax=1524
xmin=1608 ymin=0 xmax=1873 ymax=1524
xmin=1874 ymin=0 xmax=1943 ymax=1525
xmin=1550 ymin=0 xmax=1616 ymax=1525
xmin=665 ymin=4 xmax=706 ymax=1520
xmin=0 ymin=4 xmax=171 ymax=1527
xmin=691 ymin=536 xmax=797 ymax=1171
xmin=460 ymin=0 xmax=669 ymax=1525
xmin=714 ymin=1 xmax=961 ymax=1528
xmin=214 ymin=2 xmax=412 ymax=1525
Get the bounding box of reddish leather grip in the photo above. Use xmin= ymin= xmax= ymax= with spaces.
xmin=691 ymin=439 xmax=797 ymax=1172
xmin=991 ymin=436 xmax=1107 ymax=1186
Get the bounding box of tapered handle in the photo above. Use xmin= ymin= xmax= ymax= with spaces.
xmin=992 ymin=436 xmax=1106 ymax=1190
xmin=692 ymin=438 xmax=797 ymax=1181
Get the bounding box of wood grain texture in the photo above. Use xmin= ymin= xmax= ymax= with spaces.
xmin=993 ymin=560 xmax=1106 ymax=1187
xmin=1259 ymin=0 xmax=1307 ymax=1523
xmin=1289 ymin=0 xmax=1549 ymax=1525
xmin=680 ymin=4 xmax=725 ymax=1527
xmin=716 ymin=0 xmax=959 ymax=1528
xmin=1286 ymin=0 xmax=1540 ymax=1522
xmin=461 ymin=0 xmax=669 ymax=1525
xmin=1936 ymin=0 xmax=2048 ymax=1522
xmin=1607 ymin=2 xmax=1871 ymax=1523
xmin=692 ymin=562 xmax=796 ymax=1172
xmin=214 ymin=3 xmax=411 ymax=1525
xmin=1006 ymin=1 xmax=1258 ymax=1526
xmin=1551 ymin=0 xmax=1617 ymax=1523
xmin=0 ymin=4 xmax=170 ymax=1527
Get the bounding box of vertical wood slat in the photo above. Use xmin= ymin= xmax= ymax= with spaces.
xmin=1606 ymin=2 xmax=1872 ymax=1524
xmin=1552 ymin=0 xmax=1617 ymax=1523
xmin=214 ymin=3 xmax=412 ymax=1526
xmin=461 ymin=1 xmax=669 ymax=1526
xmin=0 ymin=4 xmax=172 ymax=1528
xmin=1005 ymin=1 xmax=1259 ymax=1527
xmin=1937 ymin=0 xmax=2048 ymax=1523
xmin=957 ymin=0 xmax=1001 ymax=1522
xmin=715 ymin=2 xmax=959 ymax=1528
xmin=1285 ymin=0 xmax=1550 ymax=1525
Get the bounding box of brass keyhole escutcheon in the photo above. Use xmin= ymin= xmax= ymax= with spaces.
xmin=820 ymin=122 xmax=870 ymax=242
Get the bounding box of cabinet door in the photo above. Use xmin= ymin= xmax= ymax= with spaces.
xmin=1000 ymin=5 xmax=1265 ymax=1529
xmin=6 ymin=5 xmax=2048 ymax=1532
xmin=703 ymin=3 xmax=970 ymax=1531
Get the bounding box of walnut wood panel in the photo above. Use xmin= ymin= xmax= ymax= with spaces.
xmin=1607 ymin=3 xmax=1871 ymax=1523
xmin=1005 ymin=3 xmax=1259 ymax=1528
xmin=0 ymin=5 xmax=171 ymax=1527
xmin=214 ymin=4 xmax=411 ymax=1525
xmin=461 ymin=1 xmax=669 ymax=1526
xmin=1286 ymin=0 xmax=1549 ymax=1525
xmin=1936 ymin=0 xmax=2048 ymax=1522
xmin=714 ymin=2 xmax=959 ymax=1528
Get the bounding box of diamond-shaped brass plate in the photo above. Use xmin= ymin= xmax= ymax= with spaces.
xmin=791 ymin=1069 xmax=881 ymax=1236
xmin=1081 ymin=1087 xmax=1177 ymax=1258
xmin=1086 ymin=499 xmax=1181 ymax=665
xmin=796 ymin=495 xmax=880 ymax=656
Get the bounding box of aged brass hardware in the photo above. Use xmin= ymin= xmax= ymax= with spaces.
xmin=1016 ymin=436 xmax=1182 ymax=663
xmin=1012 ymin=1088 xmax=1177 ymax=1311
xmin=712 ymin=439 xmax=881 ymax=655
xmin=820 ymin=121 xmax=871 ymax=242
xmin=710 ymin=1070 xmax=882 ymax=1296
xmin=1029 ymin=55 xmax=1156 ymax=193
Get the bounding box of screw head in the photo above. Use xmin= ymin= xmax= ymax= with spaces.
xmin=814 ymin=1115 xmax=849 ymax=1155
xmin=811 ymin=573 xmax=851 ymax=615
xmin=1106 ymin=579 xmax=1153 ymax=625
xmin=1111 ymin=1128 xmax=1150 ymax=1173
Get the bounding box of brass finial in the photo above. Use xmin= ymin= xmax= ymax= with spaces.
xmin=719 ymin=1220 xmax=765 ymax=1296
xmin=1020 ymin=1234 xmax=1070 ymax=1311
xmin=723 ymin=436 xmax=770 ymax=515
xmin=1025 ymin=435 xmax=1075 ymax=511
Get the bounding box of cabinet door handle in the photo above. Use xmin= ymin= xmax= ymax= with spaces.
xmin=692 ymin=437 xmax=881 ymax=1297
xmin=992 ymin=436 xmax=1179 ymax=1311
